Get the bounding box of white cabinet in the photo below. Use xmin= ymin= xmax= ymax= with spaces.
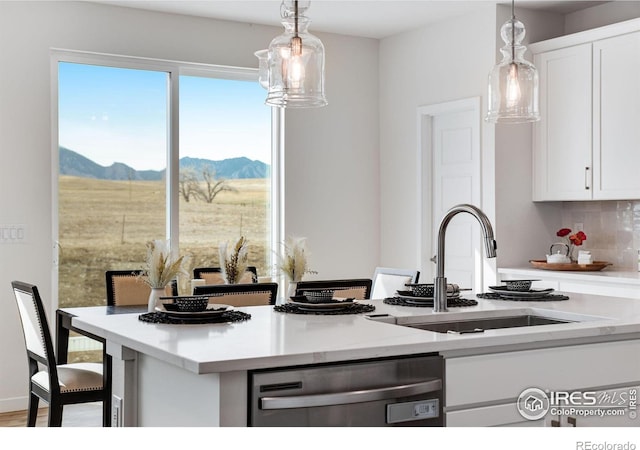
xmin=498 ymin=268 xmax=640 ymax=300
xmin=533 ymin=44 xmax=592 ymax=201
xmin=444 ymin=340 xmax=640 ymax=427
xmin=532 ymin=24 xmax=640 ymax=201
xmin=557 ymin=386 xmax=640 ymax=427
xmin=593 ymin=32 xmax=640 ymax=199
xmin=446 ymin=402 xmax=556 ymax=427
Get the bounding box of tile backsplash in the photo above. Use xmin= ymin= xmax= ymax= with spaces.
xmin=561 ymin=201 xmax=640 ymax=270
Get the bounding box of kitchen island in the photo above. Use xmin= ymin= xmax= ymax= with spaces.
xmin=66 ymin=292 xmax=640 ymax=427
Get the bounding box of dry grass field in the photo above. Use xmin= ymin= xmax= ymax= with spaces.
xmin=58 ymin=175 xmax=270 ymax=308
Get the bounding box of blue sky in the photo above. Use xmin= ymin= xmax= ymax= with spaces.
xmin=58 ymin=62 xmax=271 ymax=171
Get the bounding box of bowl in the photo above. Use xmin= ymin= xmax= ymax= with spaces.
xmin=302 ymin=290 xmax=335 ymax=303
xmin=172 ymin=296 xmax=210 ymax=312
xmin=404 ymin=284 xmax=434 ymax=297
xmin=504 ymin=280 xmax=532 ymax=292
xmin=405 ymin=283 xmax=462 ymax=297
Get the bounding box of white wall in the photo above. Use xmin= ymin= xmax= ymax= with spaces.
xmin=378 ymin=6 xmax=498 ymax=281
xmin=493 ymin=5 xmax=566 ymax=269
xmin=285 ymin=34 xmax=380 ymax=280
xmin=0 ymin=1 xmax=379 ymax=411
xmin=565 ymin=1 xmax=640 ymax=34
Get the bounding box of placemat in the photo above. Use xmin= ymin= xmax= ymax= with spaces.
xmin=383 ymin=297 xmax=478 ymax=308
xmin=139 ymin=310 xmax=251 ymax=325
xmin=274 ymin=303 xmax=376 ymax=315
xmin=477 ymin=293 xmax=569 ymax=302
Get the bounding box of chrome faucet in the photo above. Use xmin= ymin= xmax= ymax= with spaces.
xmin=433 ymin=204 xmax=497 ymax=313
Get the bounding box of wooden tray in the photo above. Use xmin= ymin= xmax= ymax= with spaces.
xmin=529 ymin=260 xmax=611 ymax=271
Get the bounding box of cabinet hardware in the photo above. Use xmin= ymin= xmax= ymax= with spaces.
xmin=551 ymin=419 xmax=560 ymax=427
xmin=585 ymin=167 xmax=590 ymax=190
xmin=567 ymin=416 xmax=577 ymax=427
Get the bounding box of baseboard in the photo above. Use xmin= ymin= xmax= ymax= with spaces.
xmin=0 ymin=395 xmax=28 ymax=414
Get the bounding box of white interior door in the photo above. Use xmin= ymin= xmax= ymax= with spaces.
xmin=418 ymin=98 xmax=481 ymax=292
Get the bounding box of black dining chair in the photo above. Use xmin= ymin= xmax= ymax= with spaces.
xmin=193 ymin=266 xmax=258 ymax=285
xmin=193 ymin=282 xmax=278 ymax=306
xmin=11 ymin=281 xmax=109 ymax=427
xmin=294 ymin=279 xmax=373 ymax=300
xmin=105 ymin=270 xmax=178 ymax=306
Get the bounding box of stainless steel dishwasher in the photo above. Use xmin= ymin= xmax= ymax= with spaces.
xmin=249 ymin=354 xmax=443 ymax=427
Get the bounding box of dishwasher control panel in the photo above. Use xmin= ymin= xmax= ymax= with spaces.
xmin=387 ymin=398 xmax=440 ymax=424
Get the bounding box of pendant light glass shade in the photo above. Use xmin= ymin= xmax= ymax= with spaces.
xmin=254 ymin=49 xmax=269 ymax=89
xmin=486 ymin=7 xmax=539 ymax=123
xmin=266 ymin=0 xmax=327 ymax=108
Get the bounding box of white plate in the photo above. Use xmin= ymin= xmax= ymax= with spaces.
xmin=155 ymin=304 xmax=231 ymax=318
xmin=288 ymin=299 xmax=356 ymax=310
xmin=488 ymin=286 xmax=554 ymax=298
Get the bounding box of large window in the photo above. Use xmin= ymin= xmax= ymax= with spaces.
xmin=178 ymin=75 xmax=272 ymax=279
xmin=55 ymin=54 xmax=278 ymax=316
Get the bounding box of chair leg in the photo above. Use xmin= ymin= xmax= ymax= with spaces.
xmin=102 ymin=398 xmax=111 ymax=427
xmin=48 ymin=399 xmax=63 ymax=427
xmin=27 ymin=392 xmax=39 ymax=427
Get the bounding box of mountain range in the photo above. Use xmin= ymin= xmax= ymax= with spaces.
xmin=59 ymin=147 xmax=269 ymax=181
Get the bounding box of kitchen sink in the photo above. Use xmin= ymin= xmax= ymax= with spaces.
xmin=384 ymin=308 xmax=608 ymax=335
xmin=404 ymin=314 xmax=572 ymax=334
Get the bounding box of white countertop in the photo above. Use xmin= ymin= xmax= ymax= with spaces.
xmin=69 ymin=293 xmax=640 ymax=375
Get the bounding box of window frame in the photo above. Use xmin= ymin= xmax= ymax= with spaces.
xmin=50 ymin=49 xmax=283 ymax=312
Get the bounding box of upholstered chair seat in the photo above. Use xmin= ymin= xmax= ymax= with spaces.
xmin=31 ymin=363 xmax=103 ymax=393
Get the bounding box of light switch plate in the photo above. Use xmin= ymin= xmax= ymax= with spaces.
xmin=0 ymin=224 xmax=27 ymax=244
xmin=112 ymin=395 xmax=123 ymax=427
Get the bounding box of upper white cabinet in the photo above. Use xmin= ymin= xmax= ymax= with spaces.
xmin=593 ymin=32 xmax=640 ymax=199
xmin=532 ymin=20 xmax=640 ymax=201
xmin=533 ymin=44 xmax=592 ymax=201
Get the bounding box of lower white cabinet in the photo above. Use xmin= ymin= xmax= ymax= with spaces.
xmin=555 ymin=386 xmax=640 ymax=427
xmin=444 ymin=340 xmax=640 ymax=427
xmin=446 ymin=402 xmax=555 ymax=427
xmin=498 ymin=269 xmax=640 ymax=300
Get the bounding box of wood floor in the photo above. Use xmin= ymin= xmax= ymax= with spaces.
xmin=0 ymin=402 xmax=102 ymax=427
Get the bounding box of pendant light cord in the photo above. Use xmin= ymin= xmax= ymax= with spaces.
xmin=511 ymin=0 xmax=515 ymax=61
xmin=294 ymin=0 xmax=299 ymax=38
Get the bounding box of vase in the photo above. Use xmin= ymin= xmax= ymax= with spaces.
xmin=286 ymin=281 xmax=298 ymax=299
xmin=148 ymin=287 xmax=165 ymax=312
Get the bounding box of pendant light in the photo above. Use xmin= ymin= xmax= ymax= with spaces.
xmin=486 ymin=0 xmax=539 ymax=123
xmin=254 ymin=49 xmax=269 ymax=89
xmin=265 ymin=0 xmax=327 ymax=108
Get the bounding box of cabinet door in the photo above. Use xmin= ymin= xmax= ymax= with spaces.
xmin=593 ymin=32 xmax=640 ymax=200
xmin=560 ymin=386 xmax=640 ymax=427
xmin=446 ymin=402 xmax=551 ymax=427
xmin=533 ymin=44 xmax=592 ymax=201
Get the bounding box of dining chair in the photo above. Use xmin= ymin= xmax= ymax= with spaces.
xmin=294 ymin=279 xmax=373 ymax=300
xmin=11 ymin=281 xmax=109 ymax=427
xmin=105 ymin=270 xmax=178 ymax=306
xmin=193 ymin=282 xmax=278 ymax=306
xmin=370 ymin=267 xmax=420 ymax=299
xmin=193 ymin=266 xmax=258 ymax=285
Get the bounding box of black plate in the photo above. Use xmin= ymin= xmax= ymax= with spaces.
xmin=488 ymin=286 xmax=554 ymax=298
xmin=395 ymin=293 xmax=460 ymax=303
xmin=155 ymin=304 xmax=230 ymax=318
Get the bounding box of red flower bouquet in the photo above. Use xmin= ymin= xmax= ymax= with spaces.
xmin=556 ymin=228 xmax=587 ymax=262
